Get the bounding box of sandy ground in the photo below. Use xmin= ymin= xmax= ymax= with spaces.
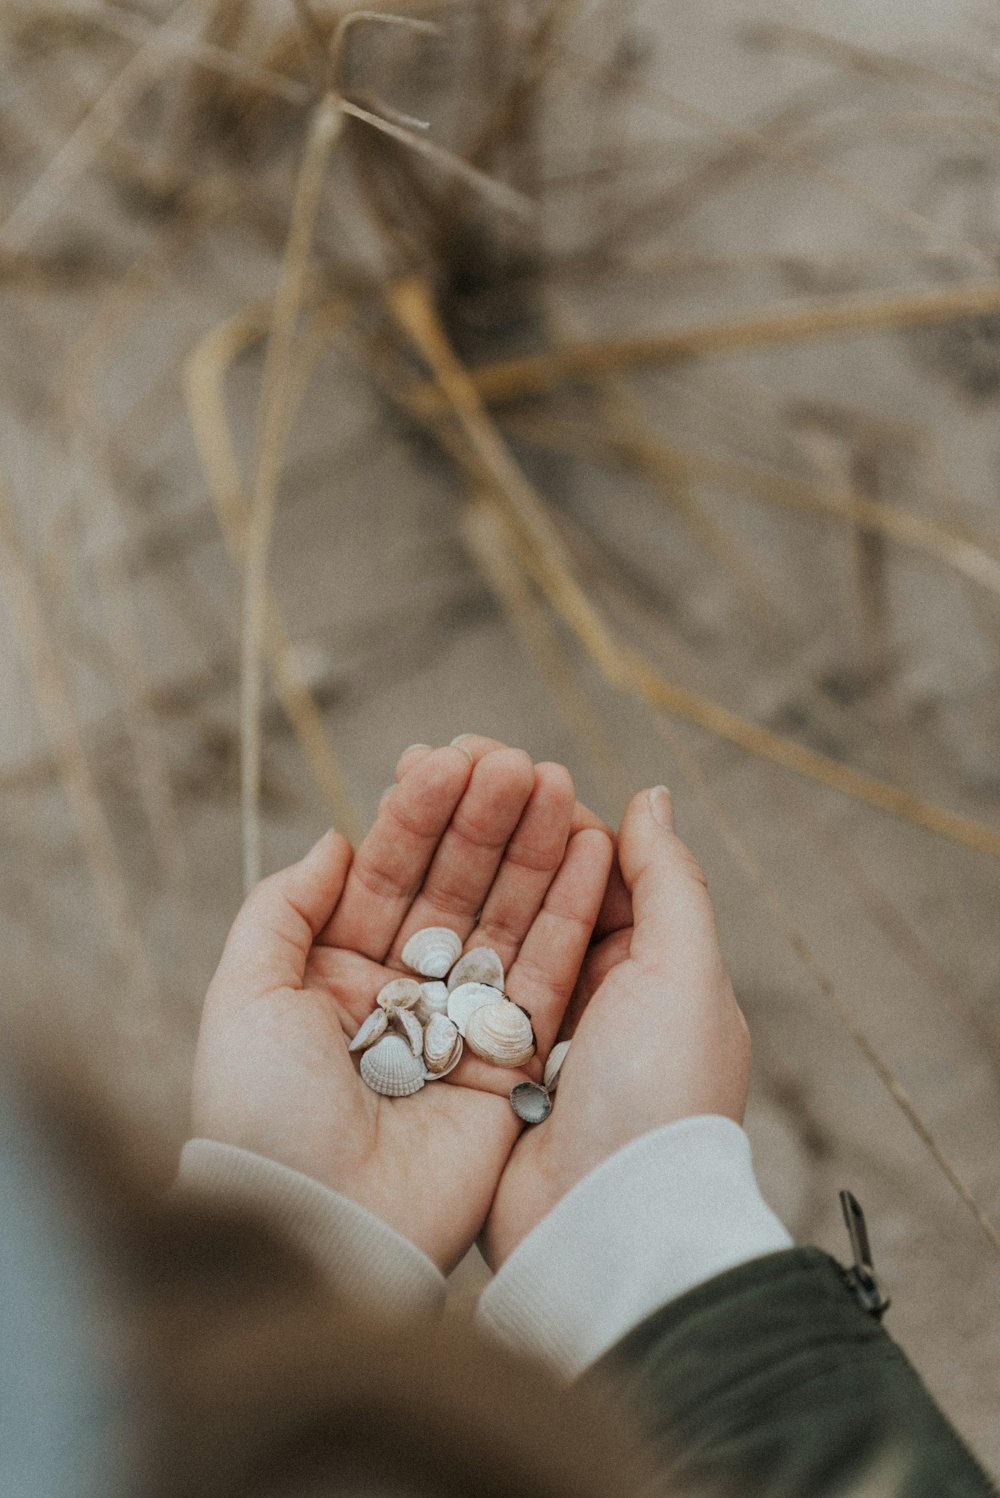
xmin=2 ymin=0 xmax=999 ymax=1475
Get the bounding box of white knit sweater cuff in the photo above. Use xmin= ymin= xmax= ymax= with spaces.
xmin=475 ymin=1115 xmax=792 ymax=1379
xmin=177 ymin=1140 xmax=447 ymax=1317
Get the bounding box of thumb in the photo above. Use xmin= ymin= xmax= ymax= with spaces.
xmin=617 ymin=787 xmax=720 ymax=976
xmin=214 ymin=829 xmax=353 ymax=1000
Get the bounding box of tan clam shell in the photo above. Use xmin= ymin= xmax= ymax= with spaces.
xmin=446 ymin=946 xmax=504 ymax=993
xmin=401 ymin=926 xmax=462 ymax=979
xmin=347 ymin=1006 xmax=389 ymax=1054
xmin=543 ymin=1039 xmax=571 ymax=1092
xmin=392 ymin=1005 xmax=425 ymax=1058
xmin=377 ymin=977 xmax=422 ymax=1012
xmin=415 ymin=981 xmax=449 ymax=1024
xmin=423 ymin=1014 xmax=462 ymax=1077
xmin=447 ymin=982 xmax=500 ymax=1038
xmin=465 ymin=999 xmax=536 ymax=1068
xmin=360 ymin=1034 xmax=426 ymax=1097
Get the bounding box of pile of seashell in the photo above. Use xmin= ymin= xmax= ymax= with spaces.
xmin=348 ymin=927 xmax=571 ymax=1121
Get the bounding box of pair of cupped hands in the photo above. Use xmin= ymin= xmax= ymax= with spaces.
xmin=192 ymin=736 xmax=751 ymax=1276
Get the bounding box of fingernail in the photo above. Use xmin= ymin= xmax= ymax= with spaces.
xmin=401 ymin=742 xmax=431 ymax=756
xmin=649 ymin=785 xmax=674 ymax=829
xmin=450 ymin=733 xmax=472 ymax=746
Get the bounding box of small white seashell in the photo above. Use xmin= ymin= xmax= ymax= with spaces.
xmin=423 ymin=1014 xmax=462 ymax=1076
xmin=376 ymin=977 xmax=422 ymax=1012
xmin=447 ymin=982 xmax=501 ymax=1037
xmin=360 ymin=1034 xmax=426 ymax=1097
xmin=415 ymin=981 xmax=449 ymax=1024
xmin=446 ymin=946 xmax=504 ymax=992
xmin=465 ymin=999 xmax=536 ymax=1068
xmin=510 ymin=1081 xmax=552 ymax=1123
xmin=543 ymin=1039 xmax=571 ymax=1092
xmin=392 ymin=1005 xmax=425 ymax=1058
xmin=347 ymin=1007 xmax=389 ymax=1054
xmin=401 ymin=926 xmax=463 ymax=978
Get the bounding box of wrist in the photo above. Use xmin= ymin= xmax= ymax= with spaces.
xmin=176 ymin=1140 xmax=448 ymax=1317
xmin=477 ymin=1115 xmax=791 ymax=1378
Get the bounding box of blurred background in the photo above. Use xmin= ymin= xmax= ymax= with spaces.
xmin=1 ymin=0 xmax=999 ymax=1469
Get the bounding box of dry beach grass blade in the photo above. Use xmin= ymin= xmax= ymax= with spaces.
xmin=0 ymin=466 xmax=154 ymax=999
xmin=408 ymin=280 xmax=1000 ymax=413
xmin=241 ymin=93 xmax=344 ymax=891
xmin=460 ymin=498 xmax=634 ymax=809
xmin=390 ymin=275 xmax=1000 ymax=859
xmin=500 ymin=412 xmax=1000 ymax=601
xmin=184 ymin=303 xmax=362 ymax=848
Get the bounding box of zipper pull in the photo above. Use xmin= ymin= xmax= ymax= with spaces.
xmin=839 ymin=1190 xmax=891 ymax=1319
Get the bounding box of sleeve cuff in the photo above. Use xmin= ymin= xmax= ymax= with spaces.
xmin=177 ymin=1140 xmax=447 ymax=1317
xmin=475 ymin=1115 xmax=792 ymax=1379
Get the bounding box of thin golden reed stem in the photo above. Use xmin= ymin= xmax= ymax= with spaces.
xmin=0 ymin=0 xmax=203 ymax=256
xmin=0 ymin=468 xmax=154 ymax=998
xmin=392 ymin=284 xmax=1000 ymax=1252
xmin=185 ymin=304 xmax=362 ymax=848
xmin=408 ymin=281 xmax=1000 ymax=413
xmin=47 ymin=0 xmax=310 ymax=105
xmin=388 ymin=274 xmax=1000 ymax=858
xmin=59 ymin=218 xmax=202 ymax=879
xmin=242 ymin=96 xmax=343 ymax=891
xmin=503 ymin=411 xmax=1000 ymax=601
xmin=460 ymin=499 xmax=634 ymax=812
xmin=747 ymin=20 xmax=1000 ymax=110
xmin=556 ymin=44 xmax=992 ymax=270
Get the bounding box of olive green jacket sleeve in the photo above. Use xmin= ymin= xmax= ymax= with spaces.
xmin=590 ymin=1248 xmax=997 ymax=1498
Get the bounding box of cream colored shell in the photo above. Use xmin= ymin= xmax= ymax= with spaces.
xmin=446 ymin=946 xmax=504 ymax=992
xmin=447 ymin=982 xmax=500 ymax=1037
xmin=401 ymin=926 xmax=462 ymax=978
xmin=543 ymin=1039 xmax=571 ymax=1092
xmin=415 ymin=981 xmax=449 ymax=1024
xmin=464 ymin=999 xmax=536 ymax=1068
xmin=360 ymin=1034 xmax=426 ymax=1097
xmin=348 ymin=1007 xmax=388 ymax=1054
xmin=377 ymin=977 xmax=422 ymax=1012
xmin=392 ymin=1005 xmax=425 ymax=1058
xmin=423 ymin=1014 xmax=462 ymax=1077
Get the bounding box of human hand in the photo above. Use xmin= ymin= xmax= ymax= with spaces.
xmin=481 ymin=784 xmax=751 ymax=1268
xmin=191 ymin=745 xmax=612 ymax=1274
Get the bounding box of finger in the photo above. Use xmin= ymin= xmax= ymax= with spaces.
xmin=505 ymin=827 xmax=614 ymax=1054
xmin=394 ymin=742 xmax=434 ymax=780
xmin=211 ymin=830 xmax=353 ymax=1003
xmin=594 ymin=848 xmax=632 ymax=939
xmin=466 ymin=760 xmax=576 ymax=969
xmin=387 ymin=747 xmax=536 ymax=961
xmin=618 ymin=786 xmax=720 ymax=977
xmin=433 ymin=734 xmax=631 ymax=936
xmin=319 ymin=746 xmax=473 ymax=958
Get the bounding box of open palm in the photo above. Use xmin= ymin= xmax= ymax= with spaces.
xmin=192 ymin=745 xmax=612 ymax=1273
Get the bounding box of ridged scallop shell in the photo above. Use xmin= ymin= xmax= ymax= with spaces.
xmin=465 ymin=999 xmax=536 ymax=1067
xmin=376 ymin=977 xmax=422 ymax=1012
xmin=347 ymin=1006 xmax=389 ymax=1054
xmin=401 ymin=926 xmax=462 ymax=978
xmin=423 ymin=1014 xmax=462 ymax=1077
xmin=446 ymin=946 xmax=504 ymax=992
xmin=447 ymin=982 xmax=500 ymax=1037
xmin=359 ymin=1035 xmax=426 ymax=1097
xmin=415 ymin=981 xmax=449 ymax=1024
xmin=543 ymin=1039 xmax=571 ymax=1092
xmin=510 ymin=1081 xmax=553 ymax=1123
xmin=392 ymin=1005 xmax=425 ymax=1058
